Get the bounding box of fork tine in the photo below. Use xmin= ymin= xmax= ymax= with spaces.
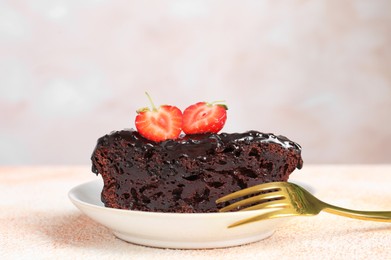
xmin=240 ymin=199 xmax=289 ymax=212
xmin=216 ymin=182 xmax=287 ymax=204
xmin=227 ymin=208 xmax=294 ymax=228
xmin=219 ymin=193 xmax=285 ymax=212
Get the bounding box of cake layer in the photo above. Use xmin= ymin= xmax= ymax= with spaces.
xmin=91 ymin=129 xmax=303 ymax=213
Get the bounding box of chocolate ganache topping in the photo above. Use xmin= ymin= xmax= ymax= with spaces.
xmin=92 ymin=129 xmax=303 ymax=174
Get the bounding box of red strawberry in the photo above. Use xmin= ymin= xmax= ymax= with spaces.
xmin=182 ymin=101 xmax=228 ymax=134
xmin=135 ymin=93 xmax=182 ymax=142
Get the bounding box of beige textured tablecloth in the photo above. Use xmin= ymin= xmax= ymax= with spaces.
xmin=1 ymin=165 xmax=390 ymax=259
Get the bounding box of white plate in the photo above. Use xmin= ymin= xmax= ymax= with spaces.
xmin=68 ymin=179 xmax=294 ymax=249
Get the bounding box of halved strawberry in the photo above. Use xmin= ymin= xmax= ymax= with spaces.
xmin=182 ymin=101 xmax=228 ymax=134
xmin=135 ymin=93 xmax=182 ymax=142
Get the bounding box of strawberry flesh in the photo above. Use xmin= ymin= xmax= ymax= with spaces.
xmin=182 ymin=102 xmax=227 ymax=134
xmin=135 ymin=105 xmax=182 ymax=142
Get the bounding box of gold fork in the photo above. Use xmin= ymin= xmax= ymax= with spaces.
xmin=216 ymin=182 xmax=391 ymax=228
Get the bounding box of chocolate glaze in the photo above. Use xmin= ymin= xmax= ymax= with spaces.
xmin=91 ymin=129 xmax=303 ymax=213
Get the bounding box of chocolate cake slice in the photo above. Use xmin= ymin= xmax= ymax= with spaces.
xmin=91 ymin=129 xmax=303 ymax=213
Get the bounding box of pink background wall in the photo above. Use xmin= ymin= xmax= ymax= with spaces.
xmin=1 ymin=0 xmax=390 ymax=165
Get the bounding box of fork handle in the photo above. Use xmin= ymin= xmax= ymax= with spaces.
xmin=323 ymin=203 xmax=391 ymax=222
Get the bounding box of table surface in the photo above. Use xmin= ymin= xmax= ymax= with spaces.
xmin=1 ymin=165 xmax=390 ymax=259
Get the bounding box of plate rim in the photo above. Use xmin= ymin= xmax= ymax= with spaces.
xmin=68 ymin=178 xmax=311 ymax=248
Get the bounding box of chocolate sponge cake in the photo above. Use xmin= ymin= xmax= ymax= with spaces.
xmin=91 ymin=129 xmax=303 ymax=213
